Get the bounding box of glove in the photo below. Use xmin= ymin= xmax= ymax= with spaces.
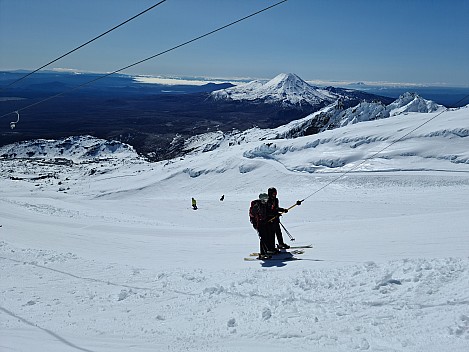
xmin=283 ymin=209 xmax=288 ymax=213
xmin=296 ymin=200 xmax=302 ymax=206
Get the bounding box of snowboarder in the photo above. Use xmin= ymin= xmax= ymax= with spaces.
xmin=267 ymin=187 xmax=290 ymax=249
xmin=191 ymin=197 xmax=198 ymax=210
xmin=250 ymin=193 xmax=273 ymax=259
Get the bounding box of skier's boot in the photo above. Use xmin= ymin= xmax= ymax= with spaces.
xmin=258 ymin=254 xmax=272 ymax=260
xmin=277 ymin=243 xmax=290 ymax=249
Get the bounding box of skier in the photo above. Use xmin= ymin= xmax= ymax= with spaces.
xmin=250 ymin=193 xmax=272 ymax=260
xmin=191 ymin=197 xmax=198 ymax=210
xmin=220 ymin=195 xmax=224 ymax=201
xmin=267 ymin=187 xmax=290 ymax=249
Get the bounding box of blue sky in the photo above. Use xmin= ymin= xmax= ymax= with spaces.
xmin=1 ymin=0 xmax=468 ymax=86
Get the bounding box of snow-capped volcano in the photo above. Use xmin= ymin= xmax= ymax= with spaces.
xmin=211 ymin=73 xmax=338 ymax=107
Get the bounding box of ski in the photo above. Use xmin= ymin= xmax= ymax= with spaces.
xmin=244 ymin=256 xmax=301 ymax=262
xmin=284 ymin=244 xmax=312 ymax=249
xmin=249 ymin=249 xmax=305 ymax=256
xmin=245 ymin=249 xmax=304 ymax=261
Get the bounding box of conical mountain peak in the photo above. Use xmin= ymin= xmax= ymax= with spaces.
xmin=211 ymin=73 xmax=336 ymax=107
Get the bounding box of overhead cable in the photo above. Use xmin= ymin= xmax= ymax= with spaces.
xmin=0 ymin=0 xmax=288 ymax=121
xmin=0 ymin=0 xmax=168 ymax=91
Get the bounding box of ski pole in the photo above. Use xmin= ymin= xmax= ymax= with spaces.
xmin=279 ymin=221 xmax=295 ymax=241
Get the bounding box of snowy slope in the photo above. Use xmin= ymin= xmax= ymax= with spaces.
xmin=1 ymin=105 xmax=469 ymax=352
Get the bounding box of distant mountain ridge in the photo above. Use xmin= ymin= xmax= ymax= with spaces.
xmin=275 ymin=92 xmax=446 ymax=139
xmin=1 ymin=93 xmax=448 ymax=164
xmin=210 ymin=73 xmax=392 ymax=109
xmin=183 ymin=93 xmax=447 ymax=154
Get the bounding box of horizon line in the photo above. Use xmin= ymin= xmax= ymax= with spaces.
xmin=1 ymin=68 xmax=468 ymax=89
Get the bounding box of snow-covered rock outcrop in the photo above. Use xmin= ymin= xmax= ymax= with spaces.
xmin=0 ymin=135 xmax=141 ymax=162
xmin=183 ymin=93 xmax=447 ymax=154
xmin=387 ymin=92 xmax=444 ymax=115
xmin=275 ymin=93 xmax=446 ymax=139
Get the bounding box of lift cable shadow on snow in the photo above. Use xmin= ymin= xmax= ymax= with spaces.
xmin=0 ymin=306 xmax=97 ymax=352
xmin=1 ymin=255 xmax=201 ymax=298
xmin=0 ymin=255 xmax=152 ymax=290
xmin=0 ymin=0 xmax=288 ymax=124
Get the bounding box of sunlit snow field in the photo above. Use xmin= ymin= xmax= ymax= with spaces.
xmin=1 ymin=106 xmax=469 ymax=351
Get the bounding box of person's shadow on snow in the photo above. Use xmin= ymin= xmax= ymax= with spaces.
xmin=261 ymin=260 xmax=288 ymax=268
xmin=259 ymin=252 xmax=297 ymax=267
xmin=259 ymin=252 xmax=324 ymax=267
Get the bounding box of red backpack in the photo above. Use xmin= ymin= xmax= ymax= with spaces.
xmin=249 ymin=199 xmax=266 ymax=229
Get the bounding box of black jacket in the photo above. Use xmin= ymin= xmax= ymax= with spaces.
xmin=267 ymin=197 xmax=286 ymax=221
